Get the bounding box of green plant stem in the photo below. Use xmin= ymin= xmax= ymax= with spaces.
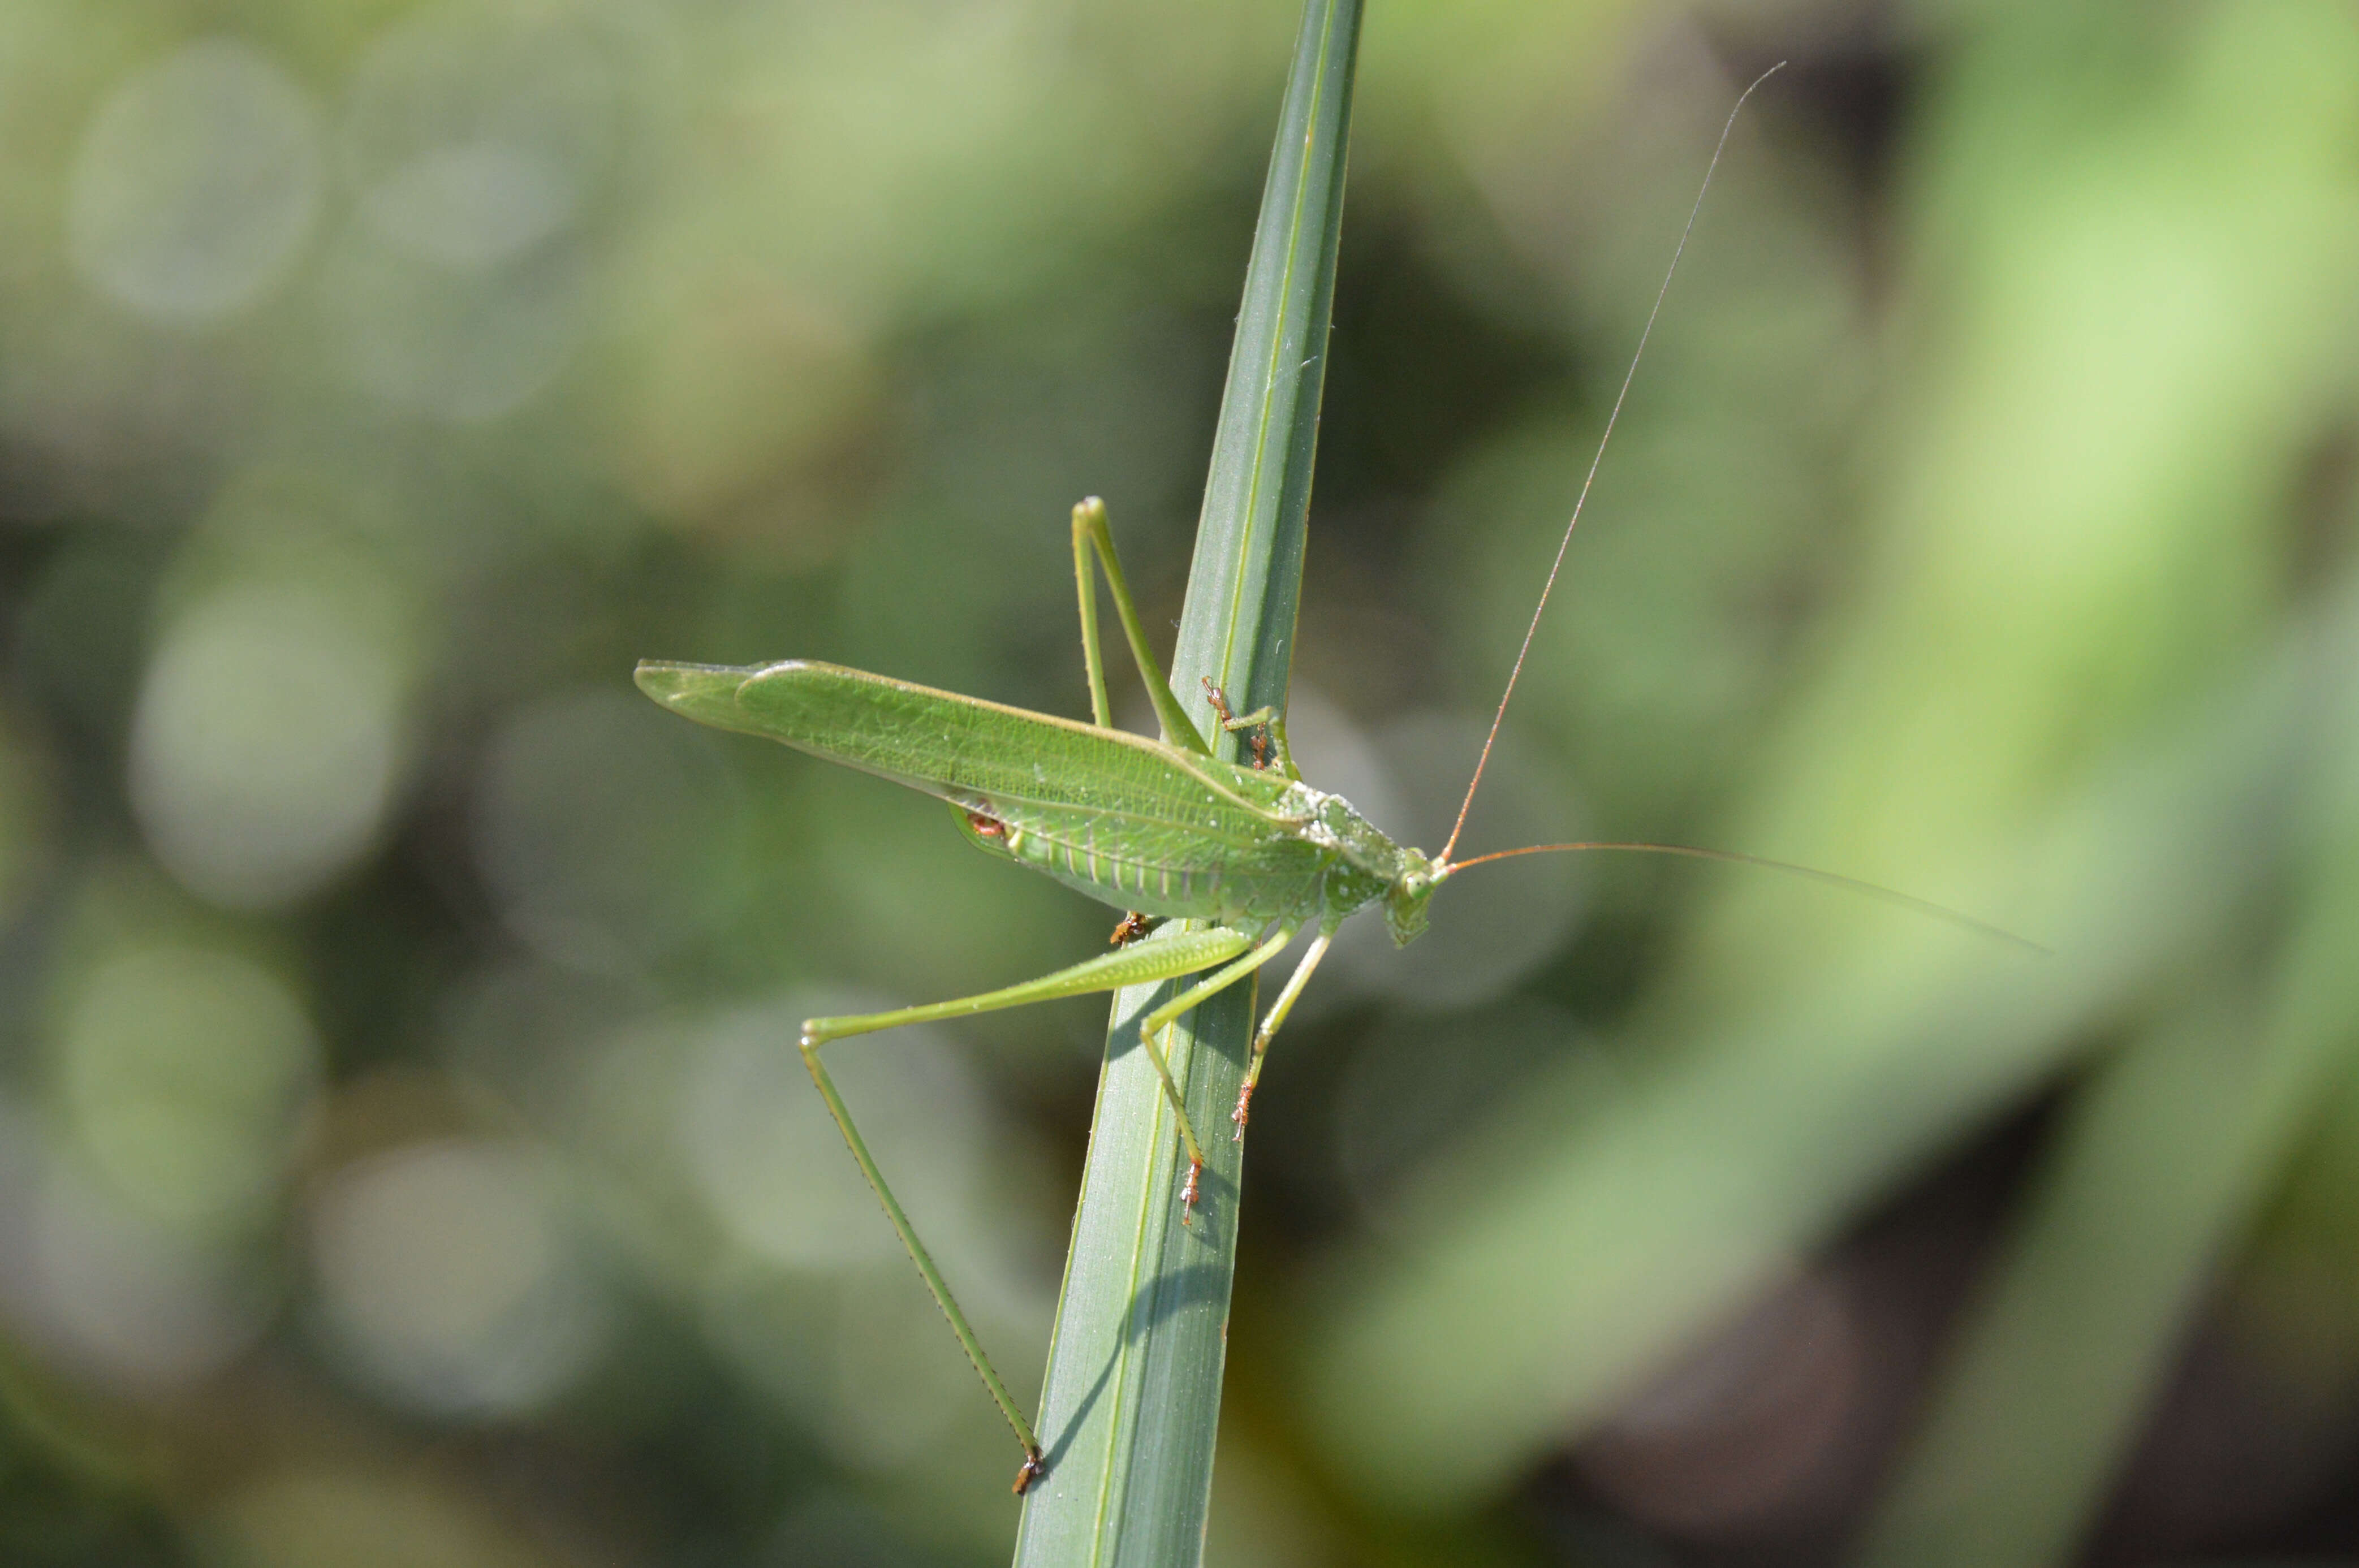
xmin=1011 ymin=1 xmax=1360 ymax=1560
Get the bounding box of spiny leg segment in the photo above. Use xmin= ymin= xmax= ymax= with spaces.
xmin=799 ymin=925 xmax=1258 ymax=1490
xmin=797 ymin=1041 xmax=1046 ymax=1492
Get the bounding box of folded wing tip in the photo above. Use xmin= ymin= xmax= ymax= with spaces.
xmin=633 ymin=659 xmax=759 ymax=723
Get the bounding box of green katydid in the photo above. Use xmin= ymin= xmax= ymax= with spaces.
xmin=635 ymin=499 xmax=2029 ymax=1495
xmin=633 ymin=66 xmax=2029 ymax=1497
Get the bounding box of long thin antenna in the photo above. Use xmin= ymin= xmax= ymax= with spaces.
xmin=1439 ymin=840 xmax=2050 ymax=955
xmin=1438 ymin=62 xmax=1786 ymax=868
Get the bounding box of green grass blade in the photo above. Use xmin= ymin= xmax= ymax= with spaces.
xmin=1853 ymin=710 xmax=2359 ymax=1566
xmin=1012 ymin=2 xmax=1360 ymax=1561
xmin=1850 ymin=1001 xmax=2336 ymax=1566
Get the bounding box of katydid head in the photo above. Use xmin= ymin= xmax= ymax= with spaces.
xmin=1383 ymin=850 xmax=1441 ymax=947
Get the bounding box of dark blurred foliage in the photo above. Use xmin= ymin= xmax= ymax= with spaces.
xmin=4 ymin=2 xmax=2359 ymax=1565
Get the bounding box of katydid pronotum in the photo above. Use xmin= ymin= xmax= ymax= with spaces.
xmin=633 ymin=67 xmax=2032 ymax=1497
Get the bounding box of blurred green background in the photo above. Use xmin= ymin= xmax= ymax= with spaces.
xmin=5 ymin=1 xmax=2359 ymax=1564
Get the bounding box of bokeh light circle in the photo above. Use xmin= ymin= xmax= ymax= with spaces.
xmin=66 ymin=38 xmax=323 ymax=326
xmin=469 ymin=688 xmax=744 ymax=972
xmin=129 ymin=581 xmax=408 ymax=910
xmin=58 ymin=945 xmax=320 ymax=1236
xmin=309 ymin=1139 xmax=609 ymax=1418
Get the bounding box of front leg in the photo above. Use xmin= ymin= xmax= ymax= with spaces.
xmin=1232 ymin=926 xmax=1334 ymax=1135
xmin=1200 ymin=677 xmax=1297 ymax=779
